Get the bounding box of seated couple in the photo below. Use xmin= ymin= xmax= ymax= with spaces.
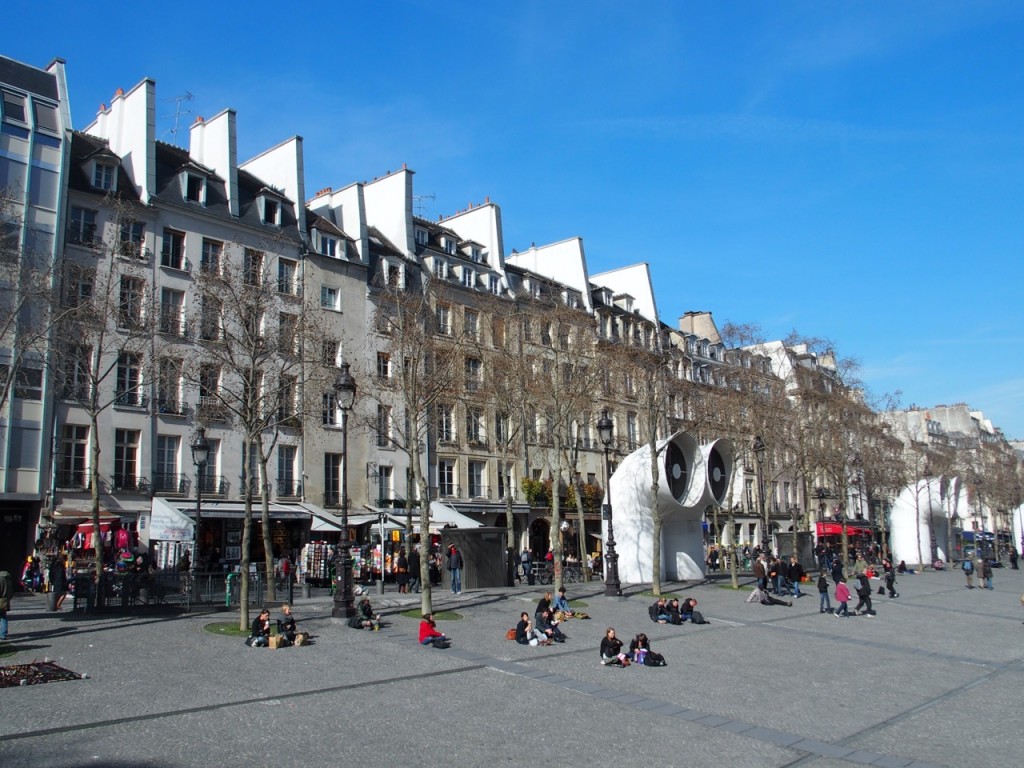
xmin=515 ymin=611 xmax=564 ymax=646
xmin=248 ymin=605 xmax=305 ymax=647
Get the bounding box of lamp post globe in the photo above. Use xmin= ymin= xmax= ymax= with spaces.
xmin=332 ymin=362 xmax=357 ymax=620
xmin=597 ymin=410 xmax=621 ymax=597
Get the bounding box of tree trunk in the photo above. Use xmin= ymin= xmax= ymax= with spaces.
xmin=238 ymin=463 xmax=253 ymax=631
xmin=261 ymin=481 xmax=274 ymax=601
xmin=551 ymin=469 xmax=563 ymax=594
xmin=89 ymin=410 xmax=103 ymax=599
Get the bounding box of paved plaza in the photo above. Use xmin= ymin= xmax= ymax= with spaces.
xmin=0 ymin=567 xmax=1021 ymax=768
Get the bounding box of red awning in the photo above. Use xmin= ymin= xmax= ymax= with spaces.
xmin=816 ymin=522 xmax=873 ymax=537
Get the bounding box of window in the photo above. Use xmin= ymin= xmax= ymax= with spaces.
xmin=495 ymin=413 xmax=508 ymax=446
xmin=443 ymin=237 xmax=456 ymax=255
xmin=278 ymin=313 xmax=298 ymax=355
xmin=197 ymin=365 xmax=223 ymax=419
xmin=184 ymin=173 xmax=205 ymax=204
xmin=93 ymin=163 xmax=115 ymax=191
xmin=488 ymin=275 xmax=500 ymax=295
xmin=68 ymin=206 xmax=97 ymax=245
xmin=377 ymin=466 xmax=393 ymax=505
xmin=59 ymin=425 xmax=89 ymax=488
xmin=321 ymin=338 xmax=339 ymax=366
xmin=277 ymin=375 xmax=297 ymax=422
xmin=464 ymin=357 xmax=482 ymax=392
xmin=200 ymin=297 xmax=222 ymax=341
xmin=242 ymin=305 xmax=264 ymax=342
xmin=627 ymin=412 xmax=639 ymax=451
xmin=160 ymin=288 xmax=186 ymax=337
xmin=468 ymin=460 xmax=486 ymax=498
xmin=277 ymin=446 xmax=298 ymax=496
xmin=322 ymin=392 xmax=337 ymax=426
xmin=114 ymin=429 xmax=141 ymax=490
xmin=492 ymin=318 xmax=505 ymax=347
xmin=278 ymin=258 xmax=298 ymax=295
xmin=62 ymin=345 xmax=91 ymax=400
xmin=116 ymin=353 xmax=144 ymax=407
xmin=376 ymin=405 xmax=392 ymax=447
xmin=157 ymin=357 xmax=183 ymax=413
xmin=161 ymin=228 xmax=186 ymax=270
xmin=14 ymin=367 xmax=42 ymax=400
xmin=461 ymin=267 xmax=476 ymax=288
xmin=319 ymin=233 xmax=337 ymax=257
xmin=262 ymin=197 xmax=280 ymax=226
xmin=32 ymin=101 xmax=59 ymax=132
xmin=469 ymin=247 xmax=482 ymax=263
xmin=386 ymin=263 xmax=403 ymax=288
xmin=377 ymin=352 xmax=391 ymax=381
xmin=118 ymin=276 xmax=144 ymax=328
xmin=464 ymin=310 xmax=479 ymax=340
xmin=154 ymin=435 xmax=181 ymax=493
xmin=197 ymin=439 xmax=220 ymax=494
xmin=320 ymin=285 xmax=339 ymax=310
xmin=2 ymin=91 xmax=27 ymax=123
xmin=466 ymin=408 xmax=485 ymax=445
xmin=414 ymin=228 xmax=428 ymax=246
xmin=435 ymin=305 xmax=451 ymax=335
xmin=438 ymin=405 xmax=456 ymax=443
xmin=200 ymin=239 xmax=222 ymax=274
xmin=243 ymin=249 xmax=263 ymax=285
xmin=118 ymin=221 xmax=145 ymax=259
xmin=433 ymin=259 xmax=448 ymax=280
xmin=438 ymin=459 xmax=456 ymax=497
xmin=324 ymin=453 xmax=342 ymax=506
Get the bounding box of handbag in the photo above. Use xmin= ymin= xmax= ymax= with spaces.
xmin=431 ymin=637 xmax=451 ymax=649
xmin=505 ymin=628 xmax=516 ymax=641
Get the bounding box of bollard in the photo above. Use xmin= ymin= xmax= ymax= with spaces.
xmin=225 ymin=572 xmax=236 ymax=607
xmin=302 ymin=580 xmax=311 ymax=599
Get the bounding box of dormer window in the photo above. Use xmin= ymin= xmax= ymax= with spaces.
xmin=433 ymin=259 xmax=448 ymax=280
xmin=488 ymin=275 xmax=501 ymax=295
xmin=461 ymin=267 xmax=475 ymax=288
xmin=318 ymin=231 xmax=337 ymax=257
xmin=415 ymin=228 xmax=428 ymax=246
xmin=469 ymin=247 xmax=481 ymax=263
xmin=262 ymin=198 xmax=280 ymax=226
xmin=443 ymin=237 xmax=456 ymax=255
xmin=183 ymin=172 xmax=206 ymax=205
xmin=93 ymin=162 xmax=115 ymax=192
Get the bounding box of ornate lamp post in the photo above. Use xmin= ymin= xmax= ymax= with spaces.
xmin=189 ymin=428 xmax=210 ymax=598
xmin=332 ymin=362 xmax=357 ymax=619
xmin=597 ymin=410 xmax=620 ymax=596
xmin=752 ymin=436 xmax=768 ymax=556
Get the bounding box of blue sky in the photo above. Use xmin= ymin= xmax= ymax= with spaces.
xmin=10 ymin=1 xmax=1024 ymax=437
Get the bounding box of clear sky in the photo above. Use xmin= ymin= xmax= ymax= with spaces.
xmin=8 ymin=1 xmax=1024 ymax=437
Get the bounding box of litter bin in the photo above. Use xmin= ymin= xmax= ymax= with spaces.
xmin=73 ymin=576 xmax=93 ymax=612
xmin=47 ymin=589 xmax=58 ymax=612
xmin=225 ymin=572 xmax=236 ymax=607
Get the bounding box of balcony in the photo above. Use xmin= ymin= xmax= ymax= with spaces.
xmin=60 ymin=384 xmax=91 ymax=402
xmin=196 ymin=475 xmax=227 ymax=497
xmin=277 ymin=280 xmax=302 ymax=298
xmin=438 ymin=484 xmax=462 ymax=499
xmin=467 ymin=484 xmax=491 ymax=500
xmin=159 ymin=250 xmax=189 ymax=272
xmin=375 ymin=496 xmax=410 ymax=509
xmin=196 ymin=396 xmax=228 ymax=422
xmin=466 ymin=439 xmax=489 ymax=451
xmin=152 ymin=473 xmax=186 ymax=495
xmin=67 ymin=226 xmax=97 ymax=248
xmin=55 ymin=471 xmax=89 ymax=491
xmin=159 ymin=308 xmax=190 ymax=339
xmin=276 ymin=481 xmax=302 ymax=499
xmin=111 ymin=476 xmax=149 ymax=494
xmin=114 ymin=392 xmax=148 ymax=409
xmin=323 ymin=491 xmax=342 ymax=508
xmin=117 ymin=240 xmax=151 ymax=261
xmin=156 ymin=398 xmax=188 ymax=417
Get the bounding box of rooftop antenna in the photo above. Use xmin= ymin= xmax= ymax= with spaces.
xmin=164 ymin=91 xmax=194 ymax=144
xmin=413 ymin=193 xmax=435 ymax=218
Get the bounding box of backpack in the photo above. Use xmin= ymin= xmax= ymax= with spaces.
xmin=690 ymin=610 xmax=709 ymax=625
xmin=643 ymin=651 xmax=667 ymax=667
xmin=962 ymin=560 xmax=973 ymax=573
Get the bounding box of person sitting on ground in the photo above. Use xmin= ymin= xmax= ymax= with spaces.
xmin=277 ymin=604 xmax=298 ymax=644
xmin=535 ymin=591 xmax=554 ymax=621
xmin=648 ymin=597 xmax=671 ymax=624
xmin=552 ymin=587 xmax=574 ymax=618
xmin=897 ymin=560 xmax=911 ymax=574
xmin=746 ymin=586 xmax=792 ymax=607
xmin=679 ymin=597 xmax=696 ymax=621
xmin=349 ymin=597 xmax=381 ymax=630
xmin=515 ymin=611 xmax=551 ymax=646
xmin=600 ymin=627 xmax=629 ymax=666
xmin=628 ymin=632 xmax=651 ymax=663
xmin=536 ymin=609 xmax=566 ymax=643
xmin=418 ymin=612 xmax=450 ymax=648
xmin=249 ymin=608 xmax=272 ymax=647
xmin=666 ymin=598 xmax=683 ymax=625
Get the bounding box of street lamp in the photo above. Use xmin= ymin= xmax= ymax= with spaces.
xmin=752 ymin=436 xmax=768 ymax=556
xmin=597 ymin=409 xmax=620 ymax=597
xmin=190 ymin=428 xmax=210 ymax=605
xmin=332 ymin=362 xmax=357 ymax=620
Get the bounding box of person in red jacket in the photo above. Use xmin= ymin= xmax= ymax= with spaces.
xmin=418 ymin=613 xmax=450 ymax=648
xmin=834 ymin=579 xmax=851 ymax=617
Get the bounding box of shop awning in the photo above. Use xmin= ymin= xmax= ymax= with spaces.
xmin=428 ymin=501 xmax=484 ymax=529
xmin=153 ymin=499 xmax=313 ymax=521
xmin=816 ymin=522 xmax=874 ymax=537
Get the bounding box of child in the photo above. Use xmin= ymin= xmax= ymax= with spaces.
xmin=834 ymin=579 xmax=851 ymax=617
xmin=817 ymin=572 xmax=832 ymax=614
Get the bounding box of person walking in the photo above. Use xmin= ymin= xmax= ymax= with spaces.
xmin=0 ymin=568 xmax=13 ymax=640
xmin=962 ymin=556 xmax=975 ymax=588
xmin=48 ymin=554 xmax=68 ymax=611
xmin=882 ymin=559 xmax=899 ymax=598
xmin=817 ymin=572 xmax=832 ymax=614
xmin=981 ymin=559 xmax=993 ymax=590
xmin=853 ymin=572 xmax=874 ymax=616
xmin=447 ymin=545 xmax=464 ymax=595
xmin=787 ymin=555 xmax=805 ymax=598
xmin=396 ymin=550 xmax=409 ymax=594
xmin=407 ymin=546 xmax=421 ymax=593
xmin=831 ymin=556 xmax=845 ymax=586
xmin=753 ymin=553 xmax=767 ymax=591
xmin=834 ymin=579 xmax=851 ymax=617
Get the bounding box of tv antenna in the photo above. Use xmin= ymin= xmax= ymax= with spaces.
xmin=413 ymin=193 xmax=435 ymax=218
xmin=164 ymin=91 xmax=194 ymax=144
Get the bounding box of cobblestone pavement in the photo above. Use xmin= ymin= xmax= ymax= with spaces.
xmin=0 ymin=568 xmax=1021 ymax=768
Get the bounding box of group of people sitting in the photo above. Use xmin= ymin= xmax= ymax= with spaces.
xmin=247 ymin=604 xmax=306 ymax=647
xmin=600 ymin=627 xmax=666 ymax=667
xmin=648 ymin=596 xmax=708 ymax=625
xmin=514 ymin=589 xmax=571 ymax=646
